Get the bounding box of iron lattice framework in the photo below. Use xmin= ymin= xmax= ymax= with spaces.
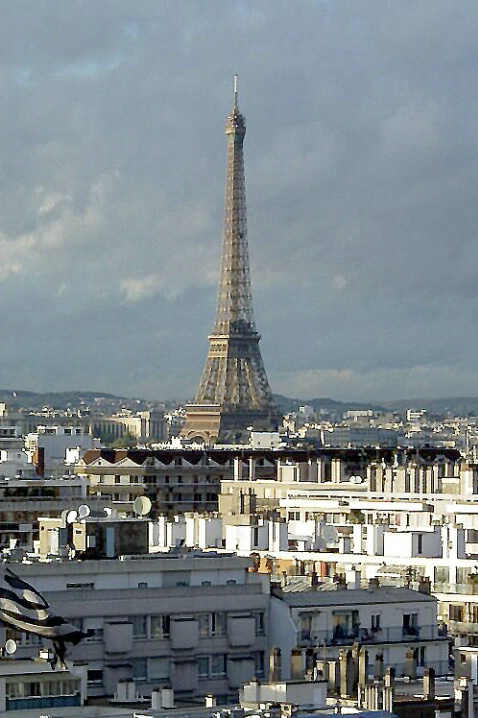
xmin=183 ymin=79 xmax=279 ymax=443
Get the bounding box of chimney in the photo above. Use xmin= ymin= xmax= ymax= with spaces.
xmin=405 ymin=648 xmax=417 ymax=680
xmin=291 ymin=648 xmax=303 ymax=680
xmin=340 ymin=648 xmax=356 ymax=699
xmin=269 ymin=647 xmax=282 ymax=682
xmin=161 ymin=686 xmax=174 ymax=709
xmin=423 ymin=667 xmax=435 ymax=700
xmin=384 ymin=666 xmax=395 ymax=689
xmin=358 ymin=647 xmax=368 ymax=690
xmin=374 ymin=653 xmax=384 ymax=681
xmin=418 ymin=577 xmax=431 ymax=594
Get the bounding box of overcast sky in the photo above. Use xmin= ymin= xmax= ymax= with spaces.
xmin=0 ymin=0 xmax=477 ymax=403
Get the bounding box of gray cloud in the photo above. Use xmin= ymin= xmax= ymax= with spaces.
xmin=0 ymin=0 xmax=476 ymax=402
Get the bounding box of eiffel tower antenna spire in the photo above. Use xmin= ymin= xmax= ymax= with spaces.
xmin=233 ymin=73 xmax=239 ymax=110
xmin=182 ymin=80 xmax=279 ymax=444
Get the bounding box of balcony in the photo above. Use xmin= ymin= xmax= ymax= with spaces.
xmin=298 ymin=624 xmax=438 ymax=647
xmin=434 ymin=582 xmax=478 ymax=596
xmin=448 ymin=620 xmax=478 ymax=635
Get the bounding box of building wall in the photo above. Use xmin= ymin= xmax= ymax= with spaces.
xmin=269 ymin=588 xmax=448 ymax=680
xmin=7 ymin=554 xmax=269 ymax=701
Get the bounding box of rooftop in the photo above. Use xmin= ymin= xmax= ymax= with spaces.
xmin=271 ymin=586 xmax=435 ymax=607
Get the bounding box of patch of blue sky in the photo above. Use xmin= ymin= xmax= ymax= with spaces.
xmin=54 ymin=54 xmax=123 ymax=80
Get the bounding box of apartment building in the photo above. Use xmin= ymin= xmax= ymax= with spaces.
xmin=5 ymin=552 xmax=269 ymax=702
xmin=270 ymin=585 xmax=449 ymax=680
xmin=76 ymin=447 xmax=465 ymax=517
xmin=0 ymin=475 xmax=100 ymax=550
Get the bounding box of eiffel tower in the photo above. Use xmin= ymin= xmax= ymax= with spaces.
xmin=182 ymin=78 xmax=279 ymax=444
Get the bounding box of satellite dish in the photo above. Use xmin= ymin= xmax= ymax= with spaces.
xmin=350 ymin=475 xmax=363 ymax=484
xmin=4 ymin=639 xmax=17 ymax=655
xmin=104 ymin=507 xmax=112 ymax=517
xmin=78 ymin=504 xmax=91 ymax=519
xmin=66 ymin=510 xmax=78 ymax=524
xmin=133 ymin=496 xmax=152 ymax=516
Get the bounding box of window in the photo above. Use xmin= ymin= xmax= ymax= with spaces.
xmin=198 ymin=656 xmax=209 ymax=678
xmin=151 ymin=615 xmax=170 ymax=638
xmin=254 ymin=652 xmax=265 ymax=677
xmin=87 ymin=669 xmax=103 ymax=684
xmin=211 ymin=612 xmax=226 ymax=636
xmin=67 ymin=583 xmax=94 ymax=590
xmin=300 ymin=614 xmax=312 ymax=641
xmin=435 ymin=567 xmax=449 ymax=583
xmin=471 ymin=605 xmax=478 ymax=623
xmin=133 ymin=615 xmax=147 ymax=638
xmin=21 ymin=632 xmax=42 ymax=646
xmin=403 ymin=612 xmax=419 ymax=635
xmin=254 ymin=612 xmax=265 ymax=635
xmin=85 ymin=625 xmax=103 ymax=642
xmin=288 ymin=511 xmax=300 ymax=521
xmin=149 ymin=657 xmax=169 ymax=681
xmin=210 ymin=654 xmax=227 ymax=676
xmin=417 ymin=534 xmax=423 ymax=555
xmin=133 ymin=657 xmax=147 ymax=682
xmin=198 ymin=612 xmax=226 ymax=637
xmin=253 ymin=527 xmax=259 ymax=547
xmin=413 ymin=647 xmax=426 ymax=667
xmin=449 ymin=605 xmax=464 ymax=622
xmin=198 ymin=614 xmax=209 ymax=637
xmin=371 ymin=614 xmax=381 ymax=632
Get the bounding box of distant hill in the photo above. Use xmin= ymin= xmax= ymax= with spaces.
xmin=0 ymin=390 xmax=139 ymax=412
xmin=378 ymin=397 xmax=478 ymax=417
xmin=273 ymin=394 xmax=478 ymax=418
xmin=272 ymin=394 xmax=387 ymax=415
xmin=0 ymin=389 xmax=477 ymax=419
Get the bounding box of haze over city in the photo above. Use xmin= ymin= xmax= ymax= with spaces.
xmin=1 ymin=1 xmax=477 ymax=402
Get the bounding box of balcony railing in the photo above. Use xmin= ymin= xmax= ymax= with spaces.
xmin=448 ymin=620 xmax=478 ymax=635
xmin=299 ymin=625 xmax=439 ymax=647
xmin=434 ymin=582 xmax=478 ymax=595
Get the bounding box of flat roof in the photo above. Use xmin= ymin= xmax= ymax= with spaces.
xmin=272 ymin=586 xmax=435 ymax=607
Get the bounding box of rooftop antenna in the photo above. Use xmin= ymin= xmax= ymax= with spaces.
xmin=2 ymin=639 xmax=17 ymax=657
xmin=78 ymin=504 xmax=91 ymax=520
xmin=234 ymin=73 xmax=238 ymax=111
xmin=133 ymin=495 xmax=152 ymax=518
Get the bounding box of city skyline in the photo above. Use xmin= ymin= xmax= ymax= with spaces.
xmin=0 ymin=2 xmax=477 ymax=402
